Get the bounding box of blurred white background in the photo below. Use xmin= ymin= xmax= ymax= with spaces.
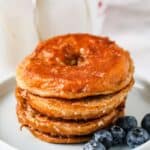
xmin=0 ymin=0 xmax=150 ymax=149
xmin=0 ymin=0 xmax=150 ymax=81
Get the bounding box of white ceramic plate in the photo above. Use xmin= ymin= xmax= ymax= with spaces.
xmin=0 ymin=76 xmax=150 ymax=150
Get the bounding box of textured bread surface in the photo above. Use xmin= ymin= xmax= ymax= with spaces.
xmin=16 ymin=34 xmax=134 ymax=99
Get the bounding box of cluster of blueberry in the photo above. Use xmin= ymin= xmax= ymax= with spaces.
xmin=83 ymin=113 xmax=150 ymax=150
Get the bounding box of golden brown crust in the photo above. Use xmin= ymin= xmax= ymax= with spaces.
xmin=16 ymin=79 xmax=133 ymax=120
xmin=29 ymin=129 xmax=91 ymax=144
xmin=16 ymin=97 xmax=125 ymax=136
xmin=24 ymin=108 xmax=124 ymax=144
xmin=16 ymin=34 xmax=134 ymax=99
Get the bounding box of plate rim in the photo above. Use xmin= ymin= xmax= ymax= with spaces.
xmin=0 ymin=74 xmax=150 ymax=150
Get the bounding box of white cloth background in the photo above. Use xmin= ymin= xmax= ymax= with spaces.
xmin=0 ymin=0 xmax=150 ymax=149
xmin=0 ymin=0 xmax=38 ymax=80
xmin=0 ymin=0 xmax=150 ymax=81
xmin=102 ymin=0 xmax=150 ymax=80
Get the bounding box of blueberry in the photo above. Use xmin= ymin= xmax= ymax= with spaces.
xmin=93 ymin=130 xmax=113 ymax=148
xmin=126 ymin=127 xmax=149 ymax=148
xmin=110 ymin=125 xmax=126 ymax=145
xmin=83 ymin=139 xmax=106 ymax=150
xmin=142 ymin=113 xmax=150 ymax=133
xmin=116 ymin=116 xmax=137 ymax=132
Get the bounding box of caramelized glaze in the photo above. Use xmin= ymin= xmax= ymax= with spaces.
xmin=16 ymin=34 xmax=134 ymax=99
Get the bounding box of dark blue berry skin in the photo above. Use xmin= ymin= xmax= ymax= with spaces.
xmin=126 ymin=127 xmax=149 ymax=148
xmin=116 ymin=116 xmax=137 ymax=132
xmin=83 ymin=139 xmax=106 ymax=150
xmin=142 ymin=113 xmax=150 ymax=133
xmin=93 ymin=130 xmax=113 ymax=148
xmin=110 ymin=125 xmax=126 ymax=145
